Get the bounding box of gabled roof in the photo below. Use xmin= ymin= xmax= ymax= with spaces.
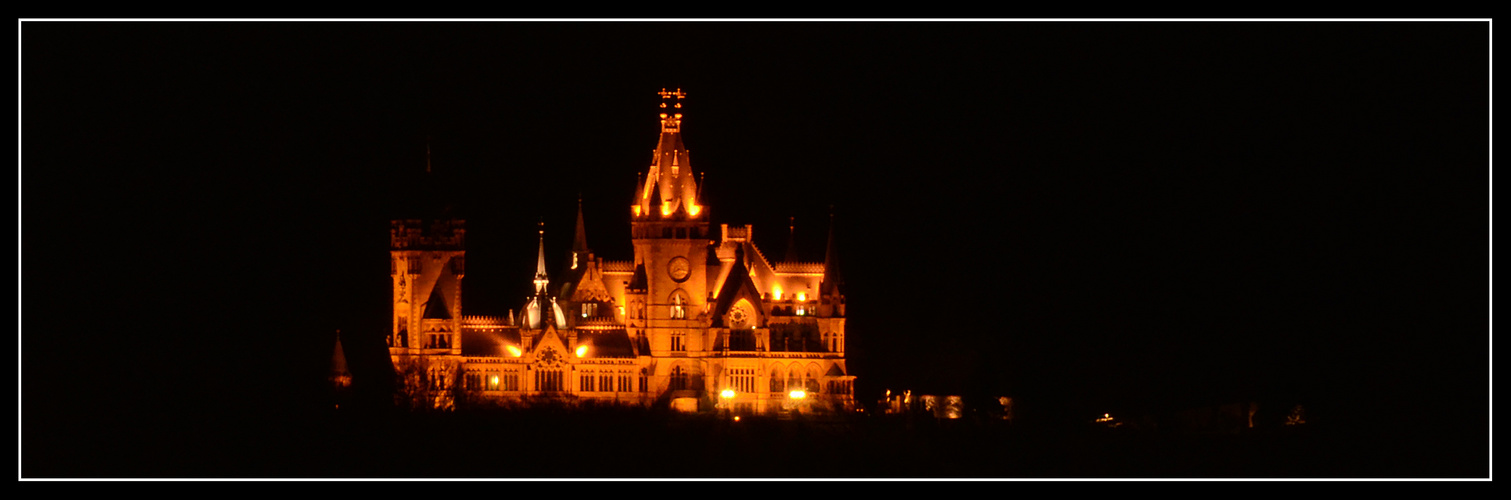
xmin=710 ymin=246 xmax=766 ymax=327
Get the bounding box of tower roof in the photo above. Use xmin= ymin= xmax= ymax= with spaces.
xmin=634 ymin=88 xmax=702 ymax=219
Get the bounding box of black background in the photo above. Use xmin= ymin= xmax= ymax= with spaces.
xmin=22 ymin=21 xmax=1488 ymax=476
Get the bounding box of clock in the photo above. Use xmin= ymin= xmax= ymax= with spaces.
xmin=668 ymin=256 xmax=691 ymax=282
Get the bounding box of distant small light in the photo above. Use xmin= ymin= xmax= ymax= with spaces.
xmin=732 ymin=416 xmax=740 ymax=422
xmin=789 ymin=390 xmax=807 ymax=400
xmin=576 ymin=345 xmax=589 ymax=357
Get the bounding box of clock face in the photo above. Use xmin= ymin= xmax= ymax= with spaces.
xmin=668 ymin=256 xmax=691 ymax=282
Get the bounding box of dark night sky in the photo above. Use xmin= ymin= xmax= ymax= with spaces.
xmin=22 ymin=21 xmax=1488 ymax=444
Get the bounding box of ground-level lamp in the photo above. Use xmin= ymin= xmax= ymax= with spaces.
xmin=721 ymin=388 xmax=736 ymax=419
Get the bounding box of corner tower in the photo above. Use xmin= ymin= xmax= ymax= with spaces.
xmin=631 ymin=88 xmax=711 ymax=357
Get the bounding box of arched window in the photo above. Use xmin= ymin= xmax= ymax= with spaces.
xmin=669 ymin=289 xmax=689 ymax=320
xmin=770 ymin=366 xmax=785 ymax=393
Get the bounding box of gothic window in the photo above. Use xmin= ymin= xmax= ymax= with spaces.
xmin=488 ymin=371 xmax=500 ymax=391
xmin=770 ymin=367 xmax=785 ymax=393
xmin=639 ymin=368 xmax=648 ymax=393
xmin=601 ymin=372 xmax=612 ymax=391
xmin=581 ymin=369 xmax=594 ymax=392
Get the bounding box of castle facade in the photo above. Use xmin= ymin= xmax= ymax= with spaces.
xmin=386 ymin=89 xmax=852 ymax=414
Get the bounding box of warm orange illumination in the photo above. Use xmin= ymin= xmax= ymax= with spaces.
xmin=661 ymin=202 xmax=673 ymax=216
xmin=721 ymin=389 xmax=736 ymax=399
xmin=732 ymin=415 xmax=740 ymax=422
xmin=789 ymin=390 xmax=807 ymax=400
xmin=506 ymin=345 xmax=522 ymax=357
xmin=772 ymin=286 xmax=783 ymax=301
xmin=490 ymin=375 xmax=499 ymax=386
xmin=688 ymin=204 xmax=701 ymax=217
xmin=633 ymin=205 xmax=642 ymax=217
xmin=576 ymin=345 xmax=589 ymax=357
xmin=796 ymin=292 xmax=806 ymax=302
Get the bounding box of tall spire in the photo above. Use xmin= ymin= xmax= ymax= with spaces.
xmin=573 ymin=196 xmax=589 ymax=254
xmin=534 ymin=221 xmax=549 ymax=294
xmin=571 ymin=196 xmax=589 ymax=270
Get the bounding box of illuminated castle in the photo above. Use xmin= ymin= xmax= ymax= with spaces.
xmin=386 ymin=89 xmax=853 ymax=414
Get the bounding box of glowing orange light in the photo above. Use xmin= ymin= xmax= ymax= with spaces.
xmin=732 ymin=415 xmax=740 ymax=422
xmin=576 ymin=345 xmax=589 ymax=357
xmin=661 ymin=202 xmax=673 ymax=216
xmin=633 ymin=205 xmax=642 ymax=217
xmin=796 ymin=292 xmax=806 ymax=302
xmin=789 ymin=390 xmax=807 ymax=400
xmin=688 ymin=204 xmax=701 ymax=217
xmin=506 ymin=345 xmax=522 ymax=357
xmin=772 ymin=286 xmax=783 ymax=301
xmin=490 ymin=375 xmax=499 ymax=386
xmin=721 ymin=389 xmax=736 ymax=399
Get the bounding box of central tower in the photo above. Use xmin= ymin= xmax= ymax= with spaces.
xmin=630 ymin=88 xmax=711 ymax=359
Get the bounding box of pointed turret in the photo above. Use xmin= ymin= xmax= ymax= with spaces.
xmin=572 ymin=196 xmax=589 ymax=259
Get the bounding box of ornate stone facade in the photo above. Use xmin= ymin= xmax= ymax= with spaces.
xmin=387 ymin=89 xmax=852 ymax=414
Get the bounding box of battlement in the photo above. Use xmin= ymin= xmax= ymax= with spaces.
xmin=391 ymin=218 xmax=466 ymax=250
xmin=462 ymin=315 xmax=510 ymax=328
xmin=602 ymin=260 xmax=635 ymax=273
xmin=774 ymin=262 xmax=825 ymax=274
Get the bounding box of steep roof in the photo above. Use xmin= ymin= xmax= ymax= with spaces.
xmin=820 ymin=211 xmax=843 ymax=296
xmin=422 ymin=286 xmax=451 ymax=319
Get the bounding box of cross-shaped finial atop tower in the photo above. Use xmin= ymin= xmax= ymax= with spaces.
xmin=658 ymin=88 xmax=686 ymax=100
